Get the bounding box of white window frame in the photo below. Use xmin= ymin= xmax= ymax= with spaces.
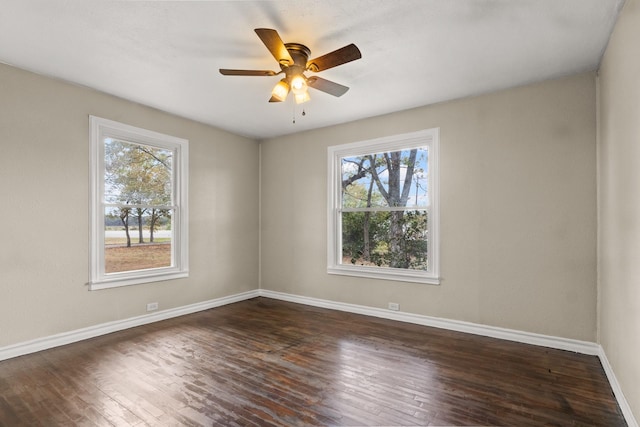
xmin=89 ymin=116 xmax=189 ymax=290
xmin=327 ymin=128 xmax=440 ymax=284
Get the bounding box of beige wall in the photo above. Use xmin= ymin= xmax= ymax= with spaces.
xmin=261 ymin=72 xmax=597 ymax=341
xmin=0 ymin=49 xmax=603 ymax=359
xmin=0 ymin=63 xmax=259 ymax=347
xmin=598 ymin=0 xmax=640 ymax=420
xmin=3 ymin=26 xmax=633 ymax=417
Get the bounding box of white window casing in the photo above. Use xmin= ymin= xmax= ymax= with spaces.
xmin=327 ymin=128 xmax=440 ymax=284
xmin=89 ymin=116 xmax=189 ymax=290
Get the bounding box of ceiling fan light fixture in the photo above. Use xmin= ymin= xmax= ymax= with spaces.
xmin=271 ymin=79 xmax=290 ymax=102
xmin=290 ymin=74 xmax=308 ymax=95
xmin=294 ymin=91 xmax=311 ymax=104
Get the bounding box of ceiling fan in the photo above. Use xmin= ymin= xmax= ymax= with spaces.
xmin=220 ymin=28 xmax=361 ymax=104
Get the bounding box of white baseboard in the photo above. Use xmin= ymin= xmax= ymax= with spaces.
xmin=1 ymin=287 xmax=635 ymax=427
xmin=0 ymin=288 xmax=598 ymax=360
xmin=258 ymin=289 xmax=599 ymax=354
xmin=598 ymin=346 xmax=639 ymax=427
xmin=0 ymin=289 xmax=259 ymax=362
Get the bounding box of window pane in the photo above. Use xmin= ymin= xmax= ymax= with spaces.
xmin=341 ymin=210 xmax=428 ymax=270
xmin=104 ymin=207 xmax=173 ymax=274
xmin=104 ymin=138 xmax=173 ymax=205
xmin=341 ymin=147 xmax=429 ymax=209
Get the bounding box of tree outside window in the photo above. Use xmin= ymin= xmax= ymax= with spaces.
xmin=103 ymin=139 xmax=173 ymax=273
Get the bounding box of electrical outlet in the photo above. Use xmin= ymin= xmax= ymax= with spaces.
xmin=388 ymin=302 xmax=400 ymax=311
xmin=146 ymin=302 xmax=159 ymax=312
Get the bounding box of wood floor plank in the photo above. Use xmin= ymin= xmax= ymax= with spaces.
xmin=0 ymin=297 xmax=627 ymax=426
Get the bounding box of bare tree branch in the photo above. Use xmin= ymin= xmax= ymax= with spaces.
xmin=368 ymin=154 xmax=390 ymax=202
xmin=342 ymin=158 xmax=368 ymax=189
xmin=136 ymin=146 xmax=171 ymax=169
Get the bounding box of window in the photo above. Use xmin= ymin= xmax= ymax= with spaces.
xmin=327 ymin=128 xmax=440 ymax=284
xmin=89 ymin=116 xmax=188 ymax=290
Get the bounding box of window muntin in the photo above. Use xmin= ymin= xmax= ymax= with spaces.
xmin=90 ymin=116 xmax=188 ymax=290
xmin=328 ymin=129 xmax=439 ymax=284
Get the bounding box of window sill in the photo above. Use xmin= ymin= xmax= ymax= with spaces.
xmin=89 ymin=271 xmax=188 ymax=291
xmin=327 ymin=265 xmax=440 ymax=285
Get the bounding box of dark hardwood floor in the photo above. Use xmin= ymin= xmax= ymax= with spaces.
xmin=0 ymin=297 xmax=626 ymax=426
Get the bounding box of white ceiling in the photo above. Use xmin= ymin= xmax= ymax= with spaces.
xmin=0 ymin=0 xmax=624 ymax=139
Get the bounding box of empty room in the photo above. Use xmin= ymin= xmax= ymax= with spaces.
xmin=0 ymin=0 xmax=638 ymax=425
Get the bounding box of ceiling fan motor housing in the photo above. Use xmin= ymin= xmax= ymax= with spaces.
xmin=282 ymin=43 xmax=311 ymax=79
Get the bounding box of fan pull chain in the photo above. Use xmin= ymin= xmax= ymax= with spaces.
xmin=292 ymin=101 xmax=307 ymax=124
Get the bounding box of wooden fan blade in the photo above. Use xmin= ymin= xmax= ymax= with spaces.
xmin=254 ymin=28 xmax=294 ymax=66
xmin=219 ymin=69 xmax=277 ymax=76
xmin=307 ymin=76 xmax=349 ymax=97
xmin=268 ymin=96 xmax=283 ymax=103
xmin=306 ymin=43 xmax=361 ymax=72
